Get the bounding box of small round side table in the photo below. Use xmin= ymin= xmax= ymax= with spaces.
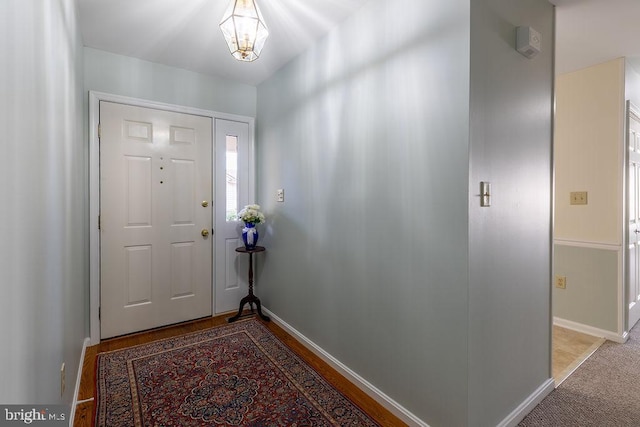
xmin=228 ymin=246 xmax=270 ymax=322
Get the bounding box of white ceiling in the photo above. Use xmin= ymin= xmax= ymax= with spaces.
xmin=552 ymin=0 xmax=640 ymax=74
xmin=77 ymin=0 xmax=370 ymax=86
xmin=78 ymin=0 xmax=640 ymax=86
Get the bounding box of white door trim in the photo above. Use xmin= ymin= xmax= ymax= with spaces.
xmin=89 ymin=91 xmax=255 ymax=345
xmin=626 ymin=100 xmax=640 ymax=332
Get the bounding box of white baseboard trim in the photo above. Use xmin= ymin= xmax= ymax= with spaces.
xmin=553 ymin=317 xmax=628 ymax=343
xmin=497 ymin=379 xmax=555 ymax=427
xmin=263 ymin=309 xmax=430 ymax=427
xmin=69 ymin=337 xmax=91 ymax=427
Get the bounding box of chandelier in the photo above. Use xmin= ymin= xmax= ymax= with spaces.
xmin=219 ymin=0 xmax=269 ymax=62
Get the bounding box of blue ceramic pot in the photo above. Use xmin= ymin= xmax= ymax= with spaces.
xmin=242 ymin=223 xmax=259 ymax=249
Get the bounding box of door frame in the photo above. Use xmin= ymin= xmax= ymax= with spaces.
xmin=626 ymin=100 xmax=640 ymax=332
xmin=89 ymin=91 xmax=255 ymax=345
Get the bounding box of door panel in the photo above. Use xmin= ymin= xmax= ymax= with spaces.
xmin=125 ymin=245 xmax=152 ymax=305
xmin=170 ymin=242 xmax=195 ymax=298
xmin=125 ymin=156 xmax=152 ymax=225
xmin=100 ymin=101 xmax=213 ymax=338
xmin=215 ymin=119 xmax=251 ymax=313
xmin=628 ymin=104 xmax=640 ymax=329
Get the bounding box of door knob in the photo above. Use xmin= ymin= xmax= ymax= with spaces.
xmin=201 ymin=229 xmax=209 ymax=237
xmin=202 ymin=201 xmax=209 ymax=207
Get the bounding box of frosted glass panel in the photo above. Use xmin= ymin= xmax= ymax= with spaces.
xmin=226 ymin=135 xmax=239 ymax=221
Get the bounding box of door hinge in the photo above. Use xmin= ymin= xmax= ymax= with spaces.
xmin=98 ymin=307 xmax=101 ymax=320
xmin=98 ymin=123 xmax=101 ymax=139
xmin=98 ymin=215 xmax=101 ymax=230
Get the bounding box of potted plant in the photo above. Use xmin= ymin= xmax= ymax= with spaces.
xmin=238 ymin=204 xmax=265 ymax=249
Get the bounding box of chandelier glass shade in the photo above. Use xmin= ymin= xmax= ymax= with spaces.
xmin=219 ymin=0 xmax=269 ymax=62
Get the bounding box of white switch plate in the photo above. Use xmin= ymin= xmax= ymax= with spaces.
xmin=276 ymin=189 xmax=284 ymax=202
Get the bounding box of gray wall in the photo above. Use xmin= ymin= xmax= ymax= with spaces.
xmin=84 ymin=47 xmax=257 ymax=117
xmin=553 ymin=245 xmax=618 ymax=331
xmin=468 ymin=0 xmax=554 ymax=425
xmin=0 ymin=0 xmax=86 ymax=405
xmin=257 ymin=0 xmax=471 ymax=425
xmin=257 ymin=0 xmax=553 ymax=425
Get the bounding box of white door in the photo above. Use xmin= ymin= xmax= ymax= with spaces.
xmin=100 ymin=101 xmax=213 ymax=338
xmin=628 ymin=103 xmax=640 ymax=329
xmin=215 ymin=119 xmax=251 ymax=313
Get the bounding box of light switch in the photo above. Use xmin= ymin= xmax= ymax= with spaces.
xmin=276 ymin=189 xmax=284 ymax=202
xmin=570 ymin=191 xmax=588 ymax=205
xmin=480 ymin=182 xmax=491 ymax=207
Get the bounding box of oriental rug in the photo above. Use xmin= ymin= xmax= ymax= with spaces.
xmin=95 ymin=319 xmax=379 ymax=426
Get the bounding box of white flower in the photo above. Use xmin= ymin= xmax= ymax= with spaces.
xmin=238 ymin=204 xmax=266 ymax=225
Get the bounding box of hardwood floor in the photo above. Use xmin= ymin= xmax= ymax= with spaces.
xmin=73 ymin=313 xmax=406 ymax=427
xmin=552 ymin=325 xmax=605 ymax=386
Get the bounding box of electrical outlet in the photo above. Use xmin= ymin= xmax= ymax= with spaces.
xmin=276 ymin=189 xmax=284 ymax=202
xmin=60 ymin=363 xmax=65 ymax=396
xmin=570 ymin=191 xmax=588 ymax=205
xmin=555 ymin=275 xmax=567 ymax=289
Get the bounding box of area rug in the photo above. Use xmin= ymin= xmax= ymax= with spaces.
xmin=95 ymin=319 xmax=379 ymax=426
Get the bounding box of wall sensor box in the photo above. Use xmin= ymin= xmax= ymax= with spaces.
xmin=516 ymin=26 xmax=541 ymax=59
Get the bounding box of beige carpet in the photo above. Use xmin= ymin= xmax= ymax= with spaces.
xmin=520 ymin=323 xmax=640 ymax=426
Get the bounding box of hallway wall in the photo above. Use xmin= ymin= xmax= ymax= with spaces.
xmin=257 ymin=0 xmax=471 ymax=424
xmin=0 ymin=0 xmax=86 ymax=405
xmin=468 ymin=1 xmax=554 ymax=424
xmin=554 ymin=58 xmax=625 ymax=336
xmin=257 ymin=0 xmax=554 ymax=425
xmin=84 ymin=47 xmax=256 ymax=118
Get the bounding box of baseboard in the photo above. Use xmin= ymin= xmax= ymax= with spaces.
xmin=69 ymin=337 xmax=91 ymax=427
xmin=263 ymin=309 xmax=430 ymax=427
xmin=553 ymin=317 xmax=628 ymax=343
xmin=497 ymin=379 xmax=555 ymax=427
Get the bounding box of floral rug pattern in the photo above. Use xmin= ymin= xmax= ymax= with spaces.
xmin=96 ymin=319 xmax=379 ymax=426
